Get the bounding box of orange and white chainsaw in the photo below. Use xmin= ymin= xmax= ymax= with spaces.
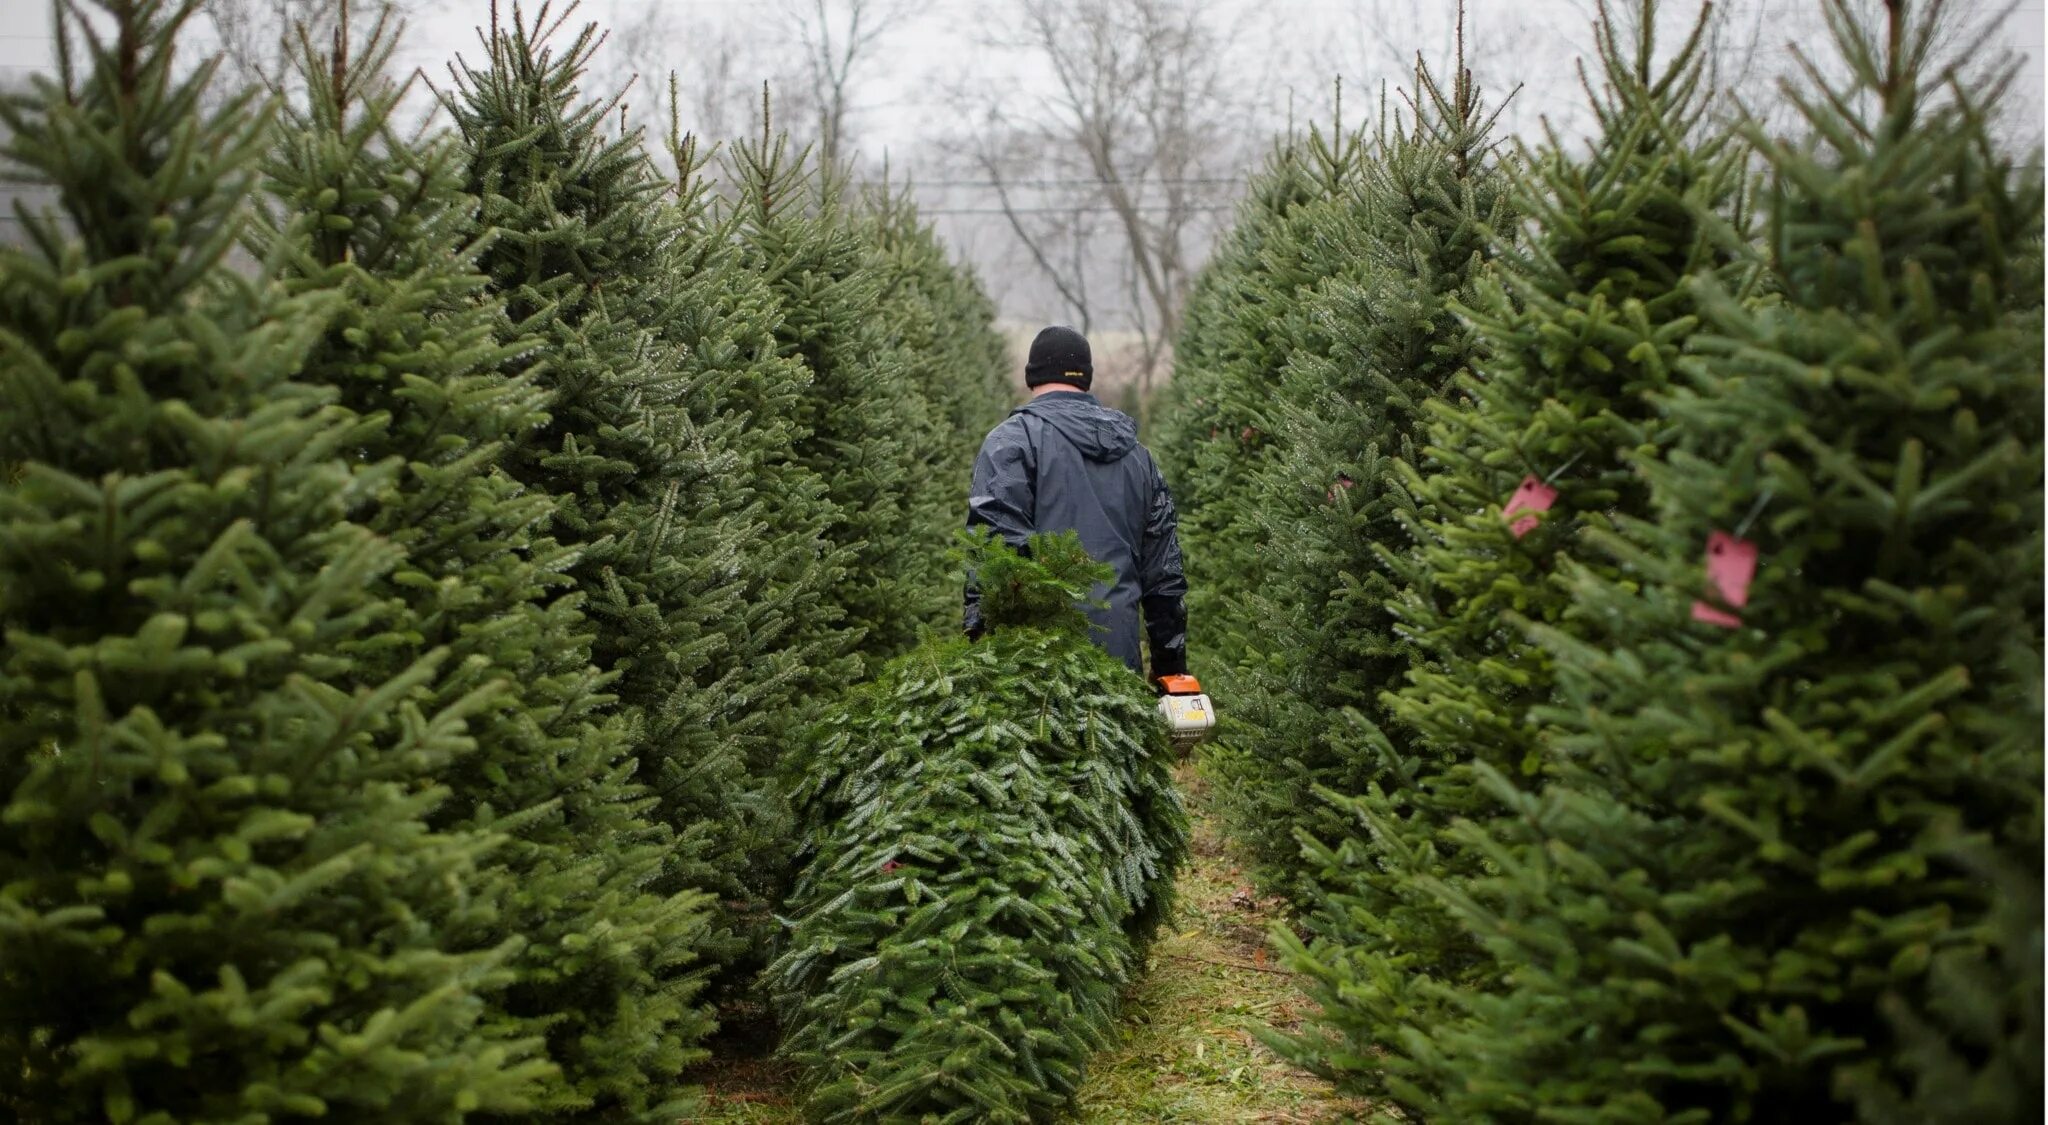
xmin=1155 ymin=674 xmax=1217 ymax=747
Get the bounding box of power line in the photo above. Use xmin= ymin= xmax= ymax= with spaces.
xmin=904 ymin=177 xmax=1249 ymax=189
xmin=919 ymin=204 xmax=1238 ymax=216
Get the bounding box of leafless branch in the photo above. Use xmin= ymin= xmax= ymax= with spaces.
xmin=200 ymin=0 xmax=412 ymax=96
xmin=944 ymin=0 xmax=1250 ymax=405
xmin=788 ymin=0 xmax=913 ymax=167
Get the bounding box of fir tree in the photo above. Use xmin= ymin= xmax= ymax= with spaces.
xmin=1153 ymin=120 xmax=1365 ymax=672
xmin=857 ymin=175 xmax=1014 ymax=615
xmin=642 ymin=124 xmax=841 ymax=897
xmin=0 ymin=1 xmax=550 ymax=1117
xmin=259 ymin=13 xmax=713 ymax=1117
xmin=1272 ymin=4 xmax=1755 ymax=1106
xmin=1387 ymin=0 xmax=1748 ymax=858
xmin=442 ymin=7 xmax=763 ymax=941
xmin=857 ymin=174 xmax=1012 ymax=457
xmin=770 ymin=532 xmax=1188 ymax=1123
xmin=1421 ymin=1 xmax=2042 ymax=1118
xmin=730 ymin=115 xmax=948 ymax=673
xmin=1204 ymin=47 xmax=1515 ymax=898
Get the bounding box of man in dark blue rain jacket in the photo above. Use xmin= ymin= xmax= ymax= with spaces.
xmin=964 ymin=325 xmax=1189 ymax=680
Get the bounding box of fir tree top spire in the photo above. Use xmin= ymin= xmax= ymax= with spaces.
xmin=960 ymin=530 xmax=1114 ymax=637
xmin=1397 ymin=0 xmax=1508 ymax=173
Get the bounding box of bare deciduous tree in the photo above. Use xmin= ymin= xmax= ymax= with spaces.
xmin=582 ymin=0 xmax=905 ymax=183
xmin=788 ymin=0 xmax=914 ymax=167
xmin=950 ymin=0 xmax=1250 ymax=406
xmin=595 ymin=0 xmax=792 ymax=151
xmin=201 ymin=0 xmax=411 ymax=92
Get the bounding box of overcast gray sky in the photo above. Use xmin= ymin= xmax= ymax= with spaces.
xmin=3 ymin=0 xmax=2042 ymax=329
xmin=4 ymin=0 xmax=2039 ymax=162
xmin=383 ymin=0 xmax=2048 ymax=326
xmin=364 ymin=1 xmax=2046 ymax=148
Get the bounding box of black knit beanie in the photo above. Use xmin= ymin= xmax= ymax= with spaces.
xmin=1024 ymin=325 xmax=1093 ymax=391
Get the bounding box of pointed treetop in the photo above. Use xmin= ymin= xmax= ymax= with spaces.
xmin=960 ymin=530 xmax=1114 ymax=637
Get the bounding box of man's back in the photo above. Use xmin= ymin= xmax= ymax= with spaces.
xmin=965 ymin=391 xmax=1186 ymax=675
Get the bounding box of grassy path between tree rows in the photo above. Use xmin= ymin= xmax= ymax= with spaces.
xmin=688 ymin=761 xmax=1368 ymax=1123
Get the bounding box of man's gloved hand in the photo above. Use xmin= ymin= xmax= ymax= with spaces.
xmin=1149 ymin=649 xmax=1188 ymax=682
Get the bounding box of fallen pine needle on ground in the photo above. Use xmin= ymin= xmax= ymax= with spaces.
xmin=687 ymin=761 xmax=1369 ymax=1123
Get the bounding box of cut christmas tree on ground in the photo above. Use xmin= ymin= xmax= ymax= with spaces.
xmin=695 ymin=763 xmax=1366 ymax=1125
xmin=767 ymin=532 xmax=1187 ymax=1123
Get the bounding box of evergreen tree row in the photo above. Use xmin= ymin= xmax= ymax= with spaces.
xmin=0 ymin=0 xmax=1010 ymax=1119
xmin=1159 ymin=0 xmax=2041 ymax=1119
xmin=1152 ymin=117 xmax=1364 ymax=670
xmin=1188 ymin=40 xmax=1519 ymax=904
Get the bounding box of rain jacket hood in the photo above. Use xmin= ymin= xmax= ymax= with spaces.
xmin=1016 ymin=392 xmax=1138 ymax=463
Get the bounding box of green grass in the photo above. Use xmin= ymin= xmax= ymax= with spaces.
xmin=687 ymin=762 xmax=1367 ymax=1123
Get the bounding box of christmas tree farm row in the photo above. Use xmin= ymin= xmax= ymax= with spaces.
xmin=0 ymin=1 xmax=1009 ymax=1120
xmin=1157 ymin=1 xmax=2043 ymax=1120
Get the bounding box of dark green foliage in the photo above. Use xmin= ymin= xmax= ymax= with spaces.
xmin=1403 ymin=1 xmax=2043 ymax=1118
xmin=260 ymin=17 xmax=713 ymax=1117
xmin=1153 ymin=125 xmax=1364 ymax=671
xmin=0 ymin=1 xmax=551 ymax=1117
xmin=858 ymin=178 xmax=1014 ymax=538
xmin=970 ymin=528 xmax=1113 ymax=632
xmin=731 ymin=127 xmax=949 ymax=673
xmin=1203 ymin=57 xmax=1515 ymax=901
xmin=1272 ymin=6 xmax=1756 ymax=1107
xmin=642 ymin=131 xmax=844 ymax=917
xmin=771 ymin=533 xmax=1188 ymax=1123
xmin=1387 ymin=2 xmax=1747 ymax=852
xmin=443 ymin=8 xmax=770 ymax=969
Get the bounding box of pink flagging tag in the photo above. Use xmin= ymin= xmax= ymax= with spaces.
xmin=1502 ymin=475 xmax=1558 ymax=538
xmin=1325 ymin=473 xmax=1355 ymax=502
xmin=1690 ymin=530 xmax=1758 ymax=628
xmin=1690 ymin=601 xmax=1743 ymax=628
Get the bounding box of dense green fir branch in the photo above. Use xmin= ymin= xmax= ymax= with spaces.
xmin=1398 ymin=0 xmax=2042 ymax=1119
xmin=855 ymin=174 xmax=1015 ymax=631
xmin=0 ymin=1 xmax=550 ymax=1118
xmin=441 ymin=6 xmax=791 ymax=1000
xmin=4 ymin=0 xmax=2039 ymax=1121
xmin=1264 ymin=3 xmax=1762 ymax=1113
xmin=728 ymin=116 xmax=953 ymax=674
xmin=1201 ymin=31 xmax=1517 ymax=909
xmin=257 ymin=11 xmax=714 ymax=1119
xmin=648 ymin=122 xmax=837 ymax=801
xmin=1152 ymin=119 xmax=1368 ymax=674
xmin=770 ymin=533 xmax=1188 ymax=1124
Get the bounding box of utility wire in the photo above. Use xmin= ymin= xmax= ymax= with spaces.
xmin=917 ymin=204 xmax=1238 ymax=216
xmin=902 ymin=177 xmax=1250 ymax=188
